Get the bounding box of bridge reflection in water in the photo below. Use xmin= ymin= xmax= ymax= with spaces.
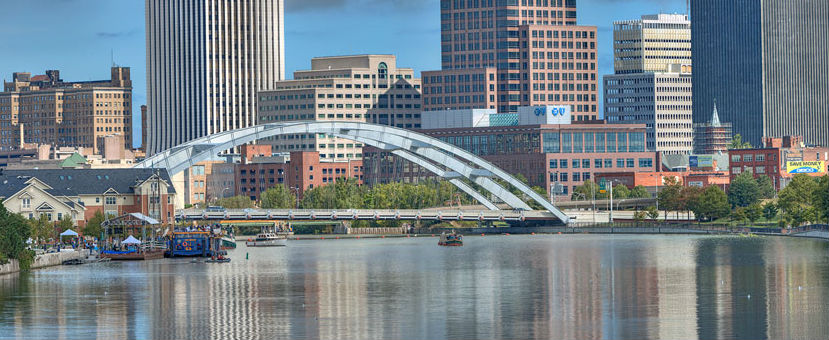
xmin=1 ymin=235 xmax=828 ymax=339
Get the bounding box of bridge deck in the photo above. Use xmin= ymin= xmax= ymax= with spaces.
xmin=178 ymin=209 xmax=561 ymax=222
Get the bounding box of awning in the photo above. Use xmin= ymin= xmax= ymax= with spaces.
xmin=127 ymin=213 xmax=161 ymax=225
xmin=60 ymin=229 xmax=79 ymax=237
xmin=122 ymin=235 xmax=142 ymax=245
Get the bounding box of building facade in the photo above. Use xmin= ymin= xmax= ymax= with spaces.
xmin=423 ymin=0 xmax=599 ymax=120
xmin=1 ymin=68 xmax=133 ymax=153
xmin=236 ymin=149 xmax=363 ymax=201
xmin=258 ymin=55 xmax=422 ymax=161
xmin=604 ymin=64 xmax=693 ymax=154
xmin=367 ymin=106 xmax=655 ymax=201
xmin=145 ymin=0 xmax=285 ymax=155
xmin=692 ymin=0 xmax=829 ymax=147
xmin=612 ymin=14 xmax=691 ymax=74
xmin=0 ymin=169 xmax=176 ymax=226
xmin=728 ymin=136 xmax=829 ymax=190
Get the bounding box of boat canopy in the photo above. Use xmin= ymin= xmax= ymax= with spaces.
xmin=122 ymin=235 xmax=142 ymax=245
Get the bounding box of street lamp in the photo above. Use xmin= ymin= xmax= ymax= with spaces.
xmin=221 ymin=187 xmax=231 ymax=199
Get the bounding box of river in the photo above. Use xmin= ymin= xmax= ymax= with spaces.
xmin=1 ymin=234 xmax=828 ymax=340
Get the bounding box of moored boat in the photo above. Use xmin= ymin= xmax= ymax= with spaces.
xmin=245 ymin=232 xmax=287 ymax=247
xmin=221 ymin=236 xmax=237 ymax=249
xmin=438 ymin=231 xmax=463 ymax=246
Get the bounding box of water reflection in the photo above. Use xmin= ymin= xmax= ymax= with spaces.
xmin=1 ymin=235 xmax=828 ymax=340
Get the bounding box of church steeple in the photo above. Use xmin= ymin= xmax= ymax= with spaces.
xmin=710 ymin=99 xmax=721 ymax=127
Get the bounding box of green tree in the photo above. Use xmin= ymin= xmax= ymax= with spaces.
xmin=629 ymin=185 xmax=651 ymax=199
xmin=814 ymin=175 xmax=829 ymax=223
xmin=730 ymin=134 xmax=752 ymax=149
xmin=690 ymin=185 xmax=730 ymax=221
xmin=0 ymin=204 xmax=34 ymax=270
xmin=679 ymin=186 xmax=704 ymax=219
xmin=57 ymin=216 xmax=74 ymax=231
xmin=84 ymin=211 xmax=106 ymax=239
xmin=645 ymin=206 xmax=659 ymax=220
xmin=29 ymin=214 xmax=54 ymax=245
xmin=762 ymin=202 xmax=779 ymax=221
xmin=658 ymin=177 xmax=682 ymax=217
xmin=778 ymin=174 xmax=818 ymax=227
xmin=745 ymin=202 xmax=763 ymax=225
xmin=732 ymin=207 xmax=748 ymax=225
xmin=612 ymin=184 xmax=630 ymax=199
xmin=260 ymin=185 xmax=296 ymax=209
xmin=728 ymin=171 xmax=760 ymax=207
xmin=571 ymin=180 xmax=598 ymax=201
xmin=756 ymin=175 xmax=776 ymax=199
xmin=634 ymin=210 xmax=648 ymax=223
xmin=214 ymin=195 xmax=255 ymax=209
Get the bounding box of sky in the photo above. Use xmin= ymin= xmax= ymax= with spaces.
xmin=0 ymin=0 xmax=686 ymax=148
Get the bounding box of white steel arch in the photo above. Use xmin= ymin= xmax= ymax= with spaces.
xmin=136 ymin=122 xmax=569 ymax=223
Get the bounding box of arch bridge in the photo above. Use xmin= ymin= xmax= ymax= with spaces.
xmin=135 ymin=122 xmax=569 ymax=224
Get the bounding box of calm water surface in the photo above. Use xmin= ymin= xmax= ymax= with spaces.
xmin=1 ymin=235 xmax=828 ymax=340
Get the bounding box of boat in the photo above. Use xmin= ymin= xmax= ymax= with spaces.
xmin=438 ymin=231 xmax=463 ymax=246
xmin=206 ymin=258 xmax=231 ymax=263
xmin=100 ymin=249 xmax=166 ymax=260
xmin=245 ymin=232 xmax=287 ymax=247
xmin=220 ymin=235 xmax=237 ymax=249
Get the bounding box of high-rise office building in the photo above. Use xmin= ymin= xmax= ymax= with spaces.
xmin=145 ymin=0 xmax=285 ymax=155
xmin=612 ymin=14 xmax=691 ymax=74
xmin=423 ymin=0 xmax=599 ymax=121
xmin=604 ymin=64 xmax=693 ymax=154
xmin=0 ymin=68 xmax=133 ymax=153
xmin=604 ymin=14 xmax=693 ymax=155
xmin=258 ymin=55 xmax=422 ymax=161
xmin=692 ymin=0 xmax=829 ymax=147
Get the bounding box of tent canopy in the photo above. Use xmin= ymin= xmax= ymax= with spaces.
xmin=60 ymin=229 xmax=79 ymax=237
xmin=122 ymin=235 xmax=142 ymax=245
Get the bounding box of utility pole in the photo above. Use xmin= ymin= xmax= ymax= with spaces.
xmin=609 ymin=181 xmax=614 ymax=224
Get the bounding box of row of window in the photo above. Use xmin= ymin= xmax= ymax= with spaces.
xmin=549 ymin=157 xmax=653 ymax=170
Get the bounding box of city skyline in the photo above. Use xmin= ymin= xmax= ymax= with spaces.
xmin=0 ymin=0 xmax=686 ymax=148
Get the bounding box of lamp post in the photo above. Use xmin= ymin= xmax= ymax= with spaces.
xmin=221 ymin=187 xmax=230 ymax=200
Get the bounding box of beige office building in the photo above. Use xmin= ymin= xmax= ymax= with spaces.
xmin=613 ymin=14 xmax=691 ymax=74
xmin=258 ymin=55 xmax=422 ymax=161
xmin=145 ymin=0 xmax=285 ymax=155
xmin=0 ymin=68 xmax=133 ymax=153
xmin=605 ymin=64 xmax=693 ymax=154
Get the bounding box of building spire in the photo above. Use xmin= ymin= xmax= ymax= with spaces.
xmin=710 ymin=98 xmax=721 ymax=127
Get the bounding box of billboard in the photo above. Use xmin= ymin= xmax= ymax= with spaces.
xmin=689 ymin=155 xmax=714 ymax=168
xmin=786 ymin=161 xmax=825 ymax=174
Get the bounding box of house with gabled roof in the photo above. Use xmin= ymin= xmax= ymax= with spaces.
xmin=0 ymin=168 xmax=177 ymax=227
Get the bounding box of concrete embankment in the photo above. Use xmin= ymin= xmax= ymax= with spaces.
xmin=0 ymin=250 xmax=89 ymax=276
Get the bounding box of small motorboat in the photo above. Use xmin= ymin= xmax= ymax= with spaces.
xmin=246 ymin=228 xmax=288 ymax=247
xmin=438 ymin=231 xmax=463 ymax=246
xmin=206 ymin=257 xmax=231 ymax=263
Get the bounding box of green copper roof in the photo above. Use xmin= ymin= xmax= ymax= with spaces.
xmin=59 ymin=152 xmax=87 ymax=168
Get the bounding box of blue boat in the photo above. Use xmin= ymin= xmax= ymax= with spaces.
xmin=167 ymin=231 xmax=213 ymax=257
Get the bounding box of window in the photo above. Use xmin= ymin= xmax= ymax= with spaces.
xmin=627 ymin=159 xmax=635 ymax=168
xmin=595 ymin=159 xmax=603 ymax=168
xmin=732 ymin=167 xmax=742 ymax=174
xmin=22 ymin=198 xmax=31 ymax=209
xmin=573 ymin=172 xmax=581 ymax=182
xmin=617 ymin=159 xmax=625 ymax=168
xmin=731 ymin=154 xmax=741 ymax=162
xmin=560 ymin=173 xmax=569 ymax=182
xmin=756 ymin=154 xmax=765 ymax=162
xmin=560 ymin=159 xmax=568 ymax=169
xmin=549 ymin=160 xmax=557 ymax=169
xmin=582 ymin=159 xmax=590 ymax=168
xmin=756 ymin=166 xmax=765 ymax=174
xmin=105 ymin=197 xmax=117 ymax=205
xmin=572 ymin=159 xmax=580 ymax=168
xmin=744 ymin=154 xmax=753 ymax=162
xmin=638 ymin=158 xmax=653 ymax=168
xmin=605 ymin=159 xmax=613 ymax=168
xmin=583 ymin=172 xmax=591 ymax=181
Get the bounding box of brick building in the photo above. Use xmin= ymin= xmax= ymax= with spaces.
xmin=728 ymin=136 xmax=829 ymax=190
xmin=235 ymin=146 xmax=363 ymax=201
xmin=423 ymin=0 xmax=599 ymax=120
xmin=0 ymin=67 xmax=133 ymax=153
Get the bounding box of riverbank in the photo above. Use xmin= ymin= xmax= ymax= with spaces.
xmin=0 ymin=249 xmax=89 ymax=276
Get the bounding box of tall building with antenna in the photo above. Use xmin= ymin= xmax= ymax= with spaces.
xmin=145 ymin=0 xmax=285 ymax=155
